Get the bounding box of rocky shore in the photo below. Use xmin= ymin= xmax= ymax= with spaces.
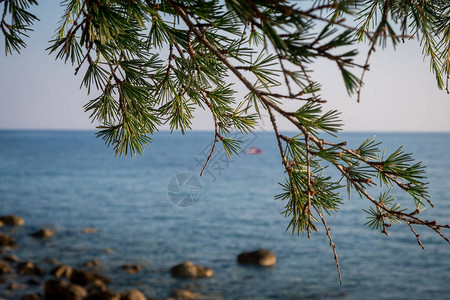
xmin=0 ymin=215 xmax=276 ymax=300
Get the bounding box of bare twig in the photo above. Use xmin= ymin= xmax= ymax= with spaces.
xmin=199 ymin=89 xmax=221 ymax=176
xmin=305 ymin=134 xmax=312 ymax=238
xmin=313 ymin=205 xmax=342 ymax=285
xmin=405 ymin=221 xmax=425 ymax=249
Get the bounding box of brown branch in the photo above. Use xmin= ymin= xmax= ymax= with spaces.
xmin=267 ymin=106 xmax=288 ymax=169
xmin=405 ymin=220 xmax=425 ymax=249
xmin=313 ymin=205 xmax=342 ymax=285
xmin=168 ymin=0 xmax=450 ymax=252
xmin=305 ymin=134 xmax=312 ymax=238
xmin=199 ymin=90 xmax=220 ymax=176
xmin=356 ymin=43 xmax=375 ymax=103
xmin=74 ymin=41 xmax=93 ymax=75
xmin=357 ymin=0 xmax=391 ymax=103
xmin=278 ymin=53 xmax=293 ymax=97
xmin=260 ymin=91 xmax=327 ymax=103
xmin=335 ymin=161 xmax=449 ymax=243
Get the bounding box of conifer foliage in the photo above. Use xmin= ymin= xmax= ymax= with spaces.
xmin=2 ymin=0 xmax=450 ymax=283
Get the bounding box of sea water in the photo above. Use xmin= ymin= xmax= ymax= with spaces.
xmin=0 ymin=130 xmax=449 ymax=299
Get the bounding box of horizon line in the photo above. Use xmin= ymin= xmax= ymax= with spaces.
xmin=1 ymin=128 xmax=449 ymax=134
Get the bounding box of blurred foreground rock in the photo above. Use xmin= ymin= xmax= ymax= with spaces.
xmin=84 ymin=260 xmax=101 ymax=268
xmin=85 ymin=279 xmax=108 ymax=294
xmin=170 ymin=289 xmax=198 ymax=300
xmin=85 ymin=289 xmax=120 ymax=300
xmin=20 ymin=293 xmax=42 ymax=300
xmin=237 ymin=249 xmax=276 ymax=266
xmin=3 ymin=254 xmax=19 ymax=262
xmin=7 ymin=282 xmax=27 ymax=290
xmin=44 ymin=279 xmax=87 ymax=300
xmin=51 ymin=264 xmax=73 ymax=278
xmin=170 ymin=261 xmax=214 ymax=279
xmin=18 ymin=261 xmax=45 ymax=276
xmin=120 ymin=289 xmax=147 ymax=300
xmin=0 ymin=261 xmax=13 ymax=274
xmin=0 ymin=233 xmax=18 ymax=248
xmin=31 ymin=229 xmax=54 ymax=238
xmin=0 ymin=215 xmax=24 ymax=226
xmin=70 ymin=269 xmax=110 ymax=286
xmin=43 ymin=258 xmax=60 ymax=265
xmin=81 ymin=228 xmax=98 ymax=234
xmin=120 ymin=264 xmax=142 ymax=274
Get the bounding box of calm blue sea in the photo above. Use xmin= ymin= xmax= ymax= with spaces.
xmin=0 ymin=130 xmax=449 ymax=300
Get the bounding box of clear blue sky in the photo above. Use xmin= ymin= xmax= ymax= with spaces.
xmin=0 ymin=2 xmax=449 ymax=132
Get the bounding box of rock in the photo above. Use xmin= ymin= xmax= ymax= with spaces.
xmin=51 ymin=264 xmax=73 ymax=278
xmin=17 ymin=261 xmax=45 ymax=276
xmin=3 ymin=254 xmax=19 ymax=262
xmin=120 ymin=264 xmax=142 ymax=274
xmin=44 ymin=279 xmax=87 ymax=300
xmin=0 ymin=215 xmax=24 ymax=226
xmin=0 ymin=260 xmax=13 ymax=274
xmin=237 ymin=249 xmax=276 ymax=266
xmin=170 ymin=289 xmax=197 ymax=300
xmin=7 ymin=282 xmax=27 ymax=290
xmin=0 ymin=233 xmax=18 ymax=248
xmin=70 ymin=269 xmax=110 ymax=286
xmin=105 ymin=248 xmax=113 ymax=254
xmin=81 ymin=228 xmax=98 ymax=234
xmin=31 ymin=229 xmax=54 ymax=238
xmin=120 ymin=289 xmax=147 ymax=300
xmin=27 ymin=278 xmax=41 ymax=285
xmin=169 ymin=261 xmax=214 ymax=279
xmin=85 ymin=279 xmax=107 ymax=294
xmin=85 ymin=290 xmax=120 ymax=300
xmin=84 ymin=260 xmax=101 ymax=267
xmin=20 ymin=293 xmax=43 ymax=300
xmin=43 ymin=258 xmax=60 ymax=265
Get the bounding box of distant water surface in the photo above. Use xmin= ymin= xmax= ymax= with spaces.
xmin=0 ymin=130 xmax=449 ymax=299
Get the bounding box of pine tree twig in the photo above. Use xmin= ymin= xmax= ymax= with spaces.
xmin=313 ymin=205 xmax=342 ymax=285
xmin=259 ymin=92 xmax=327 ymax=103
xmin=278 ymin=53 xmax=293 ymax=97
xmin=305 ymin=134 xmax=312 ymax=238
xmin=267 ymin=106 xmax=288 ymax=170
xmin=405 ymin=220 xmax=425 ymax=249
xmin=199 ymin=89 xmax=220 ymax=176
xmin=170 ymin=0 xmax=450 ymax=247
